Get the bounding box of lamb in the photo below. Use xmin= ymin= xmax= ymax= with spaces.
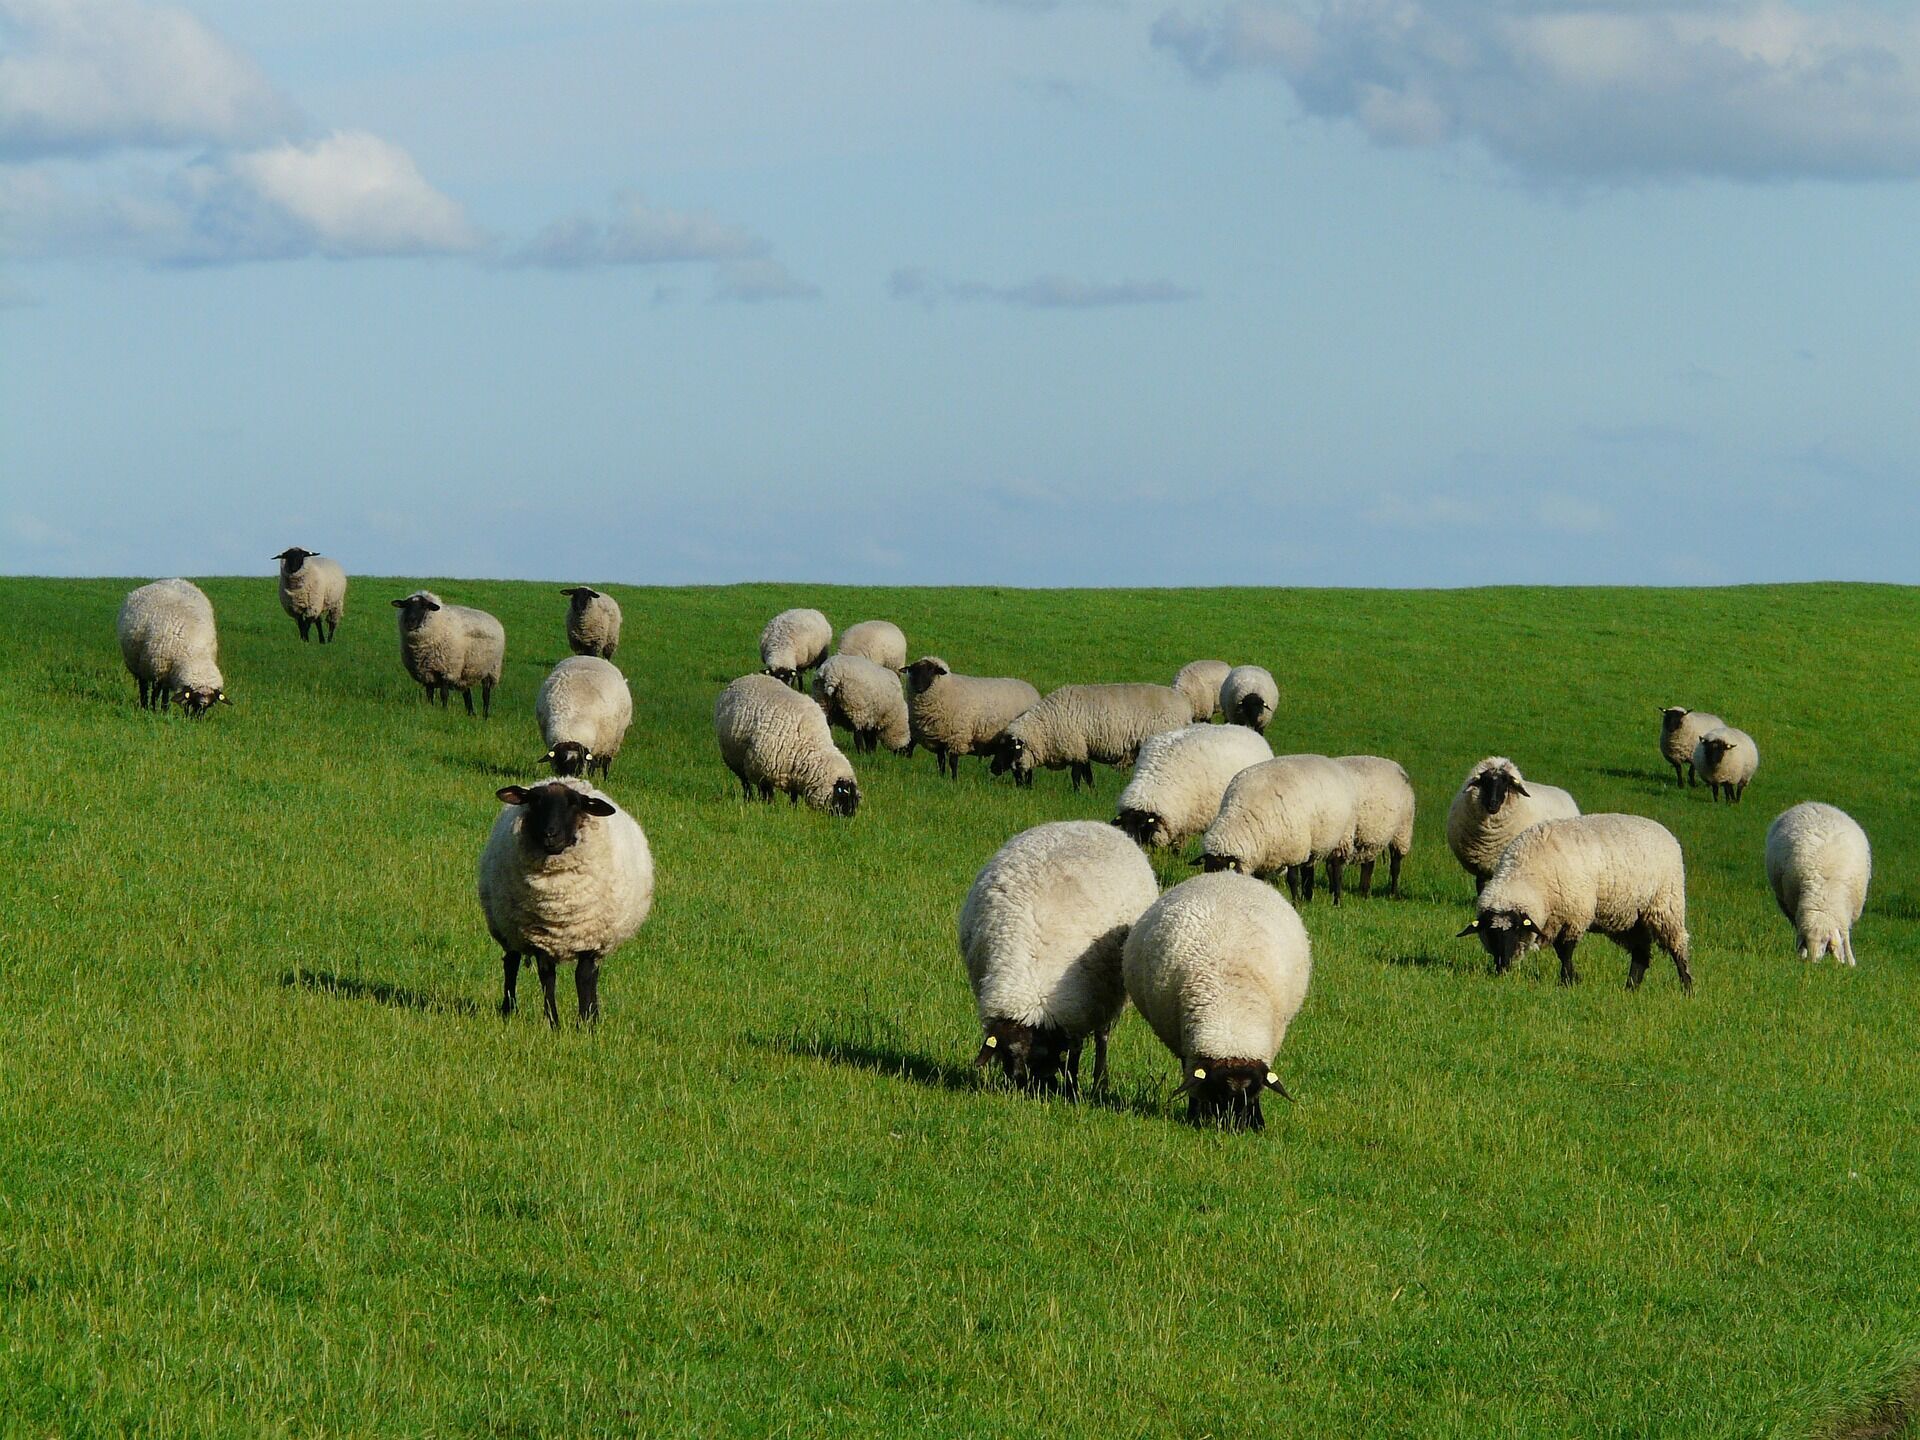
xmin=478 ymin=778 xmax=654 ymax=1026
xmin=902 ymin=657 xmax=1040 ymax=779
xmin=714 ymin=673 xmax=860 ymax=815
xmin=1219 ymin=665 xmax=1279 ymax=732
xmin=960 ymin=821 xmax=1160 ymax=1095
xmin=1458 ymin=813 xmax=1692 ymax=991
xmin=1122 ymin=872 xmax=1311 ymax=1131
xmin=989 ymin=683 xmax=1193 ymax=790
xmin=1765 ymin=802 xmax=1870 ymax=965
xmin=1444 ymin=757 xmax=1580 ymax=891
xmin=1335 ymin=755 xmax=1416 ymax=898
xmin=1199 ymin=754 xmax=1360 ymax=904
xmin=1173 ymin=659 xmax=1231 ymax=723
xmin=812 ymin=652 xmax=910 ymax=755
xmin=273 ymin=548 xmax=346 ymax=643
xmin=759 ymin=607 xmax=832 ymax=688
xmin=392 ymin=591 xmax=506 ymax=718
xmin=117 ymin=579 xmax=228 ymax=715
xmin=1659 ymin=707 xmax=1723 ymax=788
xmin=560 ymin=586 xmax=622 ymax=659
xmin=1693 ymin=726 xmax=1758 ymax=803
xmin=537 ymin=656 xmax=633 ymax=780
xmin=1114 ymin=723 xmax=1274 ymax=851
xmin=837 ymin=619 xmax=907 ymax=672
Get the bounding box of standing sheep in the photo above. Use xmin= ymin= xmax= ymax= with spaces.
xmin=714 ymin=674 xmax=860 ymax=815
xmin=812 ymin=653 xmax=910 ymax=755
xmin=478 ymin=778 xmax=654 ymax=1026
xmin=960 ymin=821 xmax=1159 ymax=1096
xmin=1114 ymin=723 xmax=1274 ymax=851
xmin=1659 ymin=707 xmax=1722 ymax=788
xmin=837 ymin=620 xmax=907 ymax=672
xmin=117 ymin=579 xmax=228 ymax=715
xmin=759 ymin=608 xmax=832 ymax=689
xmin=1765 ymin=802 xmax=1870 ymax=965
xmin=1444 ymin=757 xmax=1580 ymax=891
xmin=392 ymin=591 xmax=506 ymax=718
xmin=990 ymin=683 xmax=1193 ymax=791
xmin=561 ymin=586 xmax=622 ymax=660
xmin=1220 ymin=665 xmax=1279 ymax=733
xmin=1458 ymin=814 xmax=1692 ymax=991
xmin=537 ymin=656 xmax=633 ymax=779
xmin=273 ymin=548 xmax=346 ymax=643
xmin=1693 ymin=726 xmax=1758 ymax=803
xmin=1123 ymin=872 xmax=1311 ymax=1131
xmin=1199 ymin=754 xmax=1360 ymax=905
xmin=1335 ymin=755 xmax=1416 ymax=898
xmin=903 ymin=658 xmax=1040 ymax=779
xmin=1173 ymin=659 xmax=1231 ymax=723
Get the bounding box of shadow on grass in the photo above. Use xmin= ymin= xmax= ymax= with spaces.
xmin=281 ymin=969 xmax=481 ymax=1017
xmin=1595 ymin=766 xmax=1685 ymax=793
xmin=443 ymin=754 xmax=536 ymax=781
xmin=1385 ymin=949 xmax=1485 ymax=977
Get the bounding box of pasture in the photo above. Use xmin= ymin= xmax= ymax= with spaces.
xmin=1 ymin=577 xmax=1916 ymax=1437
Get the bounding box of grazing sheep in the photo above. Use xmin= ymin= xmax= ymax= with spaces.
xmin=1458 ymin=814 xmax=1692 ymax=991
xmin=1659 ymin=707 xmax=1722 ymax=788
xmin=903 ymin=657 xmax=1040 ymax=779
xmin=118 ymin=579 xmax=228 ymax=715
xmin=1173 ymin=659 xmax=1232 ymax=723
xmin=1444 ymin=757 xmax=1580 ymax=891
xmin=1336 ymin=755 xmax=1416 ymax=898
xmin=714 ymin=674 xmax=860 ymax=815
xmin=837 ymin=619 xmax=907 ymax=672
xmin=759 ymin=608 xmax=832 ymax=688
xmin=960 ymin=821 xmax=1159 ymax=1095
xmin=1766 ymin=802 xmax=1870 ymax=965
xmin=478 ymin=778 xmax=654 ymax=1026
xmin=537 ymin=656 xmax=633 ymax=780
xmin=1693 ymin=726 xmax=1758 ymax=803
xmin=1114 ymin=723 xmax=1274 ymax=851
xmin=1200 ymin=754 xmax=1360 ymax=905
xmin=392 ymin=591 xmax=506 ymax=718
xmin=990 ymin=683 xmax=1193 ymax=791
xmin=273 ymin=548 xmax=346 ymax=643
xmin=1123 ymin=872 xmax=1311 ymax=1131
xmin=812 ymin=652 xmax=910 ymax=755
xmin=1220 ymin=665 xmax=1279 ymax=732
xmin=561 ymin=586 xmax=622 ymax=659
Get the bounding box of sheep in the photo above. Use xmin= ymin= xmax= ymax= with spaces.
xmin=1693 ymin=726 xmax=1758 ymax=803
xmin=478 ymin=778 xmax=654 ymax=1026
xmin=811 ymin=652 xmax=910 ymax=755
xmin=537 ymin=656 xmax=633 ymax=780
xmin=273 ymin=548 xmax=346 ymax=643
xmin=902 ymin=657 xmax=1040 ymax=779
xmin=960 ymin=821 xmax=1159 ymax=1096
xmin=989 ymin=683 xmax=1193 ymax=791
xmin=1444 ymin=757 xmax=1580 ymax=892
xmin=392 ymin=591 xmax=506 ymax=718
xmin=117 ymin=578 xmax=228 ymax=715
xmin=837 ymin=619 xmax=907 ymax=672
xmin=1766 ymin=802 xmax=1870 ymax=965
xmin=1457 ymin=813 xmax=1692 ymax=991
xmin=759 ymin=607 xmax=832 ymax=688
xmin=1114 ymin=723 xmax=1274 ymax=851
xmin=1199 ymin=754 xmax=1360 ymax=904
xmin=1122 ymin=872 xmax=1311 ymax=1131
xmin=1219 ymin=665 xmax=1279 ymax=732
xmin=1173 ymin=659 xmax=1231 ymax=723
xmin=1659 ymin=707 xmax=1723 ymax=788
xmin=1335 ymin=755 xmax=1416 ymax=898
xmin=561 ymin=586 xmax=622 ymax=659
xmin=714 ymin=673 xmax=860 ymax=815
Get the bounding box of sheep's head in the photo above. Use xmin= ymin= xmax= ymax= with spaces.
xmin=544 ymin=741 xmax=593 ymax=777
xmin=273 ymin=547 xmax=313 ymax=574
xmin=1457 ymin=910 xmax=1539 ymax=972
xmin=175 ymin=685 xmax=229 ymax=717
xmin=1701 ymin=736 xmax=1736 ymax=767
xmin=560 ymin=586 xmax=600 ymax=613
xmin=1470 ymin=765 xmax=1527 ymax=816
xmin=763 ymin=664 xmax=798 ymax=687
xmin=497 ymin=782 xmax=616 ymax=857
xmin=975 ymin=1020 xmax=1073 ymax=1091
xmin=1114 ymin=807 xmax=1167 ymax=849
xmin=1176 ymin=1058 xmax=1289 ymax=1131
xmin=827 ymin=776 xmax=860 ymax=817
xmin=988 ymin=733 xmax=1033 ymax=783
xmin=391 ymin=592 xmax=441 ymax=629
xmin=1197 ymin=850 xmax=1245 ymax=875
xmin=1235 ymin=694 xmax=1270 ymax=730
xmin=1660 ymin=706 xmax=1690 ymax=736
xmin=901 ymin=657 xmax=949 ymax=694
xmin=1797 ymin=920 xmax=1846 ymax=964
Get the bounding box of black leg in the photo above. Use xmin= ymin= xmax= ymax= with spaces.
xmin=1093 ymin=1029 xmax=1109 ymax=1091
xmin=575 ymin=953 xmax=600 ymax=1024
xmin=137 ymin=677 xmax=150 ymax=708
xmin=1063 ymin=1040 xmax=1083 ymax=1101
xmin=1327 ymin=856 xmax=1344 ymax=907
xmin=500 ymin=952 xmax=521 ymax=1018
xmin=1389 ymin=850 xmax=1403 ymax=896
xmin=462 ymin=687 xmax=476 ymax=717
xmin=759 ymin=782 xmax=774 ymax=803
xmin=536 ymin=955 xmax=560 ymax=1028
xmin=1358 ymin=860 xmax=1375 ymax=899
xmin=1284 ymin=867 xmax=1300 ymax=903
xmin=1555 ymin=936 xmax=1581 ymax=986
xmin=1301 ymin=863 xmax=1316 ymax=903
xmin=1474 ymin=873 xmax=1486 ymax=896
xmin=482 ymin=681 xmax=493 ymax=719
xmin=439 ymin=684 xmax=450 ymax=708
xmin=1626 ymin=926 xmax=1651 ymax=991
xmin=298 ymin=616 xmax=310 ymax=641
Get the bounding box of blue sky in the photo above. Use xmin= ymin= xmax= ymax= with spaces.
xmin=2 ymin=0 xmax=1916 ymax=586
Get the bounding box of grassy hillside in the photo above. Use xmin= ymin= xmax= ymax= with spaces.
xmin=2 ymin=576 xmax=1916 ymax=1437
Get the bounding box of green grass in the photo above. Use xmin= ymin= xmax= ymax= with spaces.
xmin=2 ymin=576 xmax=1917 ymax=1438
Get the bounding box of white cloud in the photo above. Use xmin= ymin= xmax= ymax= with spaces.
xmin=891 ymin=267 xmax=1199 ymax=308
xmin=517 ymin=192 xmax=767 ymax=268
xmin=711 ymin=257 xmax=820 ymax=303
xmin=219 ymin=131 xmax=480 ymax=258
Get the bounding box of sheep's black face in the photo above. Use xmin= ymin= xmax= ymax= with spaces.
xmin=1661 ymin=707 xmax=1689 ymax=737
xmin=1115 ymin=808 xmax=1165 ymax=848
xmin=274 ymin=547 xmax=312 ymax=574
xmin=1178 ymin=1059 xmax=1285 ymax=1131
xmin=1458 ymin=910 xmax=1537 ymax=971
xmin=391 ymin=594 xmax=440 ymax=629
xmin=828 ymin=777 xmax=860 ymax=817
xmin=1703 ymin=738 xmax=1733 ymax=766
xmin=1236 ymin=695 xmax=1267 ymax=728
xmin=988 ymin=735 xmax=1030 ymax=781
xmin=545 ymin=741 xmax=592 ymax=777
xmin=1473 ymin=771 xmax=1527 ymax=815
xmin=561 ymin=586 xmax=597 ymax=613
xmin=176 ymin=686 xmax=227 ymax=717
xmin=498 ymin=782 xmax=616 ymax=856
xmin=975 ymin=1020 xmax=1072 ymax=1091
xmin=764 ymin=665 xmax=797 ymax=687
xmin=902 ymin=659 xmax=947 ymax=694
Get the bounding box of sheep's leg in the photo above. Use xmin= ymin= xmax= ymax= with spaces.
xmin=1301 ymin=864 xmax=1316 ymax=903
xmin=1357 ymin=861 xmax=1375 ymax=899
xmin=1389 ymin=850 xmax=1404 ymax=896
xmin=536 ymin=955 xmax=560 ymax=1028
xmin=499 ymin=952 xmax=521 ymax=1018
xmin=439 ymin=684 xmax=451 ymax=709
xmin=575 ymin=953 xmax=600 ymax=1025
xmin=1063 ymin=1041 xmax=1084 ymax=1101
xmin=1669 ymin=934 xmax=1695 ymax=993
xmin=326 ymin=618 xmax=337 ymax=642
xmin=1284 ymin=867 xmax=1300 ymax=903
xmin=1327 ymin=856 xmax=1345 ymax=907
xmin=759 ymin=782 xmax=775 ymax=803
xmin=1686 ymin=763 xmax=1697 ymax=786
xmin=297 ymin=616 xmax=311 ymax=642
xmin=1625 ymin=925 xmax=1652 ymax=990
xmin=482 ymin=680 xmax=493 ymax=719
xmin=1092 ymin=1029 xmax=1109 ymax=1091
xmin=1474 ymin=873 xmax=1486 ymax=896
xmin=1555 ymin=937 xmax=1581 ymax=986
xmin=137 ymin=677 xmax=150 ymax=708
xmin=462 ymin=688 xmax=476 ymax=717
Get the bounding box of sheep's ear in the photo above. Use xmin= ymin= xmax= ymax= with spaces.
xmin=497 ymin=786 xmax=530 ymax=805
xmin=1456 ymin=919 xmax=1480 ymax=937
xmin=390 ymin=597 xmax=406 ymax=607
xmin=541 ymin=750 xmax=555 ymax=761
xmin=216 ymin=691 xmax=231 ymax=706
xmin=1188 ymin=856 xmax=1208 ymax=868
xmin=1509 ymin=781 xmax=1530 ymax=797
xmin=1265 ymin=1071 xmax=1295 ymax=1102
xmin=974 ymin=1035 xmax=997 ymax=1067
xmin=1174 ymin=1066 xmax=1207 ymax=1097
xmin=1520 ymin=916 xmax=1535 ymax=930
xmin=581 ymin=797 xmax=616 ymax=817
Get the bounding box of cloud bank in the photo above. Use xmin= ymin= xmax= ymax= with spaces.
xmin=890 ymin=267 xmax=1198 ymax=308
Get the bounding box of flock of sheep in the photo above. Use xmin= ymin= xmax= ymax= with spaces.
xmin=113 ymin=561 xmax=1875 ymax=1128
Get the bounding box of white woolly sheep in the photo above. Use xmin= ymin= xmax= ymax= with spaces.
xmin=1123 ymin=872 xmax=1311 ymax=1131
xmin=1766 ymin=802 xmax=1870 ymax=965
xmin=537 ymin=656 xmax=633 ymax=780
xmin=1693 ymin=726 xmax=1758 ymax=803
xmin=392 ymin=591 xmax=506 ymax=718
xmin=902 ymin=657 xmax=1041 ymax=779
xmin=1219 ymin=665 xmax=1279 ymax=732
xmin=1444 ymin=757 xmax=1580 ymax=891
xmin=1114 ymin=723 xmax=1274 ymax=851
xmin=1173 ymin=659 xmax=1231 ymax=723
xmin=478 ymin=778 xmax=654 ymax=1025
xmin=812 ymin=652 xmax=910 ymax=755
xmin=960 ymin=820 xmax=1159 ymax=1095
xmin=1458 ymin=813 xmax=1692 ymax=991
xmin=837 ymin=619 xmax=907 ymax=672
xmin=273 ymin=548 xmax=346 ymax=643
xmin=117 ymin=579 xmax=228 ymax=715
xmin=1659 ymin=707 xmax=1723 ymax=788
xmin=1335 ymin=755 xmax=1416 ymax=898
xmin=990 ymin=683 xmax=1193 ymax=791
xmin=1200 ymin=754 xmax=1360 ymax=904
xmin=759 ymin=608 xmax=832 ymax=689
xmin=561 ymin=586 xmax=622 ymax=659
xmin=714 ymin=673 xmax=860 ymax=815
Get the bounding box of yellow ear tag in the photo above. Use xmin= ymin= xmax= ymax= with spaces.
xmin=1521 ymin=917 xmax=1535 ymax=930
xmin=1193 ymin=1067 xmax=1206 ymax=1080
xmin=984 ymin=1035 xmax=997 ymax=1048
xmin=1267 ymin=1072 xmax=1279 ymax=1085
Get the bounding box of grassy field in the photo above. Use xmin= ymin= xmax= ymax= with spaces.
xmin=2 ymin=576 xmax=1916 ymax=1437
